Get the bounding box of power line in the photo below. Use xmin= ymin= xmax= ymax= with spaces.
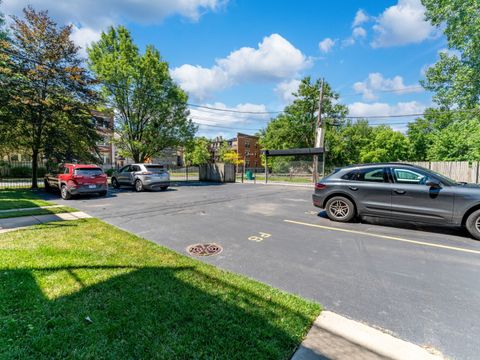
xmin=188 ymin=103 xmax=282 ymax=114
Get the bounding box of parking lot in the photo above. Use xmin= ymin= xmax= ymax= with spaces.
xmin=49 ymin=182 xmax=480 ymax=360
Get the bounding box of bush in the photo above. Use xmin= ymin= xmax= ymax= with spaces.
xmin=105 ymin=168 xmax=114 ymax=176
xmin=9 ymin=166 xmax=32 ymax=178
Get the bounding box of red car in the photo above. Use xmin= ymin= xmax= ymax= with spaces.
xmin=44 ymin=164 xmax=108 ymax=200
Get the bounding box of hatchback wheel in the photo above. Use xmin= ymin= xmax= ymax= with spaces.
xmin=134 ymin=179 xmax=143 ymax=192
xmin=325 ymin=196 xmax=355 ymax=222
xmin=61 ymin=185 xmax=71 ymax=200
xmin=465 ymin=209 xmax=480 ymax=240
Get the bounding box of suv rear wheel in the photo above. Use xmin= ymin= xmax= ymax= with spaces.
xmin=325 ymin=196 xmax=355 ymax=222
xmin=61 ymin=184 xmax=71 ymax=200
xmin=465 ymin=209 xmax=480 ymax=240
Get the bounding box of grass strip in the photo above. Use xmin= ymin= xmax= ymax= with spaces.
xmin=0 ymin=218 xmax=321 ymax=359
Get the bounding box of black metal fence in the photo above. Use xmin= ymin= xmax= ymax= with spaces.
xmin=0 ymin=161 xmax=46 ymax=189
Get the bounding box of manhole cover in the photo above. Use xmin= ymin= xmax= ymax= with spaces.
xmin=186 ymin=243 xmax=223 ymax=256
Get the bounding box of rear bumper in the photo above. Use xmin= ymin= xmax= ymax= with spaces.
xmin=143 ymin=181 xmax=170 ymax=190
xmin=312 ymin=194 xmax=325 ymax=208
xmin=69 ymin=184 xmax=107 ymax=195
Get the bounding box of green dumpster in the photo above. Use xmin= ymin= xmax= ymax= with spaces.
xmin=245 ymin=170 xmax=255 ymax=180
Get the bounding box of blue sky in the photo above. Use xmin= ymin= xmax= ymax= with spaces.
xmin=2 ymin=0 xmax=447 ymax=138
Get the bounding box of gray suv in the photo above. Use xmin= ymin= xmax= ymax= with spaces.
xmin=313 ymin=163 xmax=480 ymax=240
xmin=111 ymin=164 xmax=170 ymax=191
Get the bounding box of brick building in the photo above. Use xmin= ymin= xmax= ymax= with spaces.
xmin=91 ymin=110 xmax=115 ymax=167
xmin=228 ymin=133 xmax=262 ymax=169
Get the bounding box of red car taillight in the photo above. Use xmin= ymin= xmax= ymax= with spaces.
xmin=315 ymin=183 xmax=327 ymax=190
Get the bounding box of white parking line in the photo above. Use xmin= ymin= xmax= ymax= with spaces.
xmin=284 ymin=219 xmax=480 ymax=255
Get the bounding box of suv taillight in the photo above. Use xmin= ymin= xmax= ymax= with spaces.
xmin=315 ymin=183 xmax=327 ymax=190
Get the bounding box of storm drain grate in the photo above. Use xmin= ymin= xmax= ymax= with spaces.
xmin=186 ymin=243 xmax=223 ymax=256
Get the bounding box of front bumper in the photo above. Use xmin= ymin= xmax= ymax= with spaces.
xmin=69 ymin=184 xmax=107 ymax=195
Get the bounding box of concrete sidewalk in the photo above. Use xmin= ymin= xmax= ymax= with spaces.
xmin=0 ymin=211 xmax=91 ymax=233
xmin=292 ymin=311 xmax=443 ymax=360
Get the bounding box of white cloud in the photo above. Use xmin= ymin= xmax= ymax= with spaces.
xmin=170 ymin=65 xmax=230 ymax=101
xmin=348 ymin=101 xmax=426 ymax=118
xmin=352 ymin=73 xmax=423 ymax=101
xmin=275 ymin=79 xmax=301 ymax=104
xmin=172 ymin=34 xmax=311 ymax=100
xmin=352 ymin=9 xmax=369 ymax=27
xmin=342 ymin=37 xmax=355 ymax=47
xmin=318 ymin=38 xmax=336 ymax=53
xmin=352 ymin=27 xmax=366 ymax=38
xmin=371 ymin=0 xmax=436 ymax=48
xmin=70 ymin=25 xmax=102 ymax=57
xmin=2 ymin=0 xmax=224 ymax=28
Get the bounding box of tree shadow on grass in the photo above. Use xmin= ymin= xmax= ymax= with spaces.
xmin=0 ymin=265 xmax=317 ymax=359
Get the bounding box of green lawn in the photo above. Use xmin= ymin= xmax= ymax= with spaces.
xmin=0 ymin=189 xmax=52 ymax=211
xmin=0 ymin=219 xmax=321 ymax=359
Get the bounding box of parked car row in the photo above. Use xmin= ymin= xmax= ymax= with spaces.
xmin=313 ymin=163 xmax=480 ymax=240
xmin=44 ymin=163 xmax=170 ymax=200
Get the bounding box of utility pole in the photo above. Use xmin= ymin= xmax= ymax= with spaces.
xmin=313 ymin=78 xmax=324 ymax=184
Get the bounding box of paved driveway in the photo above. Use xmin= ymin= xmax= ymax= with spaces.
xmin=48 ymin=183 xmax=480 ymax=359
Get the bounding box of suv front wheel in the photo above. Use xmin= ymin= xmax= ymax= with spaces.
xmin=61 ymin=184 xmax=71 ymax=200
xmin=465 ymin=209 xmax=480 ymax=240
xmin=325 ymin=196 xmax=355 ymax=222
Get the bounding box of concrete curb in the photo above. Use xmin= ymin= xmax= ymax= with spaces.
xmin=240 ymin=181 xmax=314 ymax=188
xmin=292 ymin=311 xmax=443 ymax=360
xmin=0 ymin=204 xmax=65 ymax=213
xmin=0 ymin=211 xmax=91 ymax=233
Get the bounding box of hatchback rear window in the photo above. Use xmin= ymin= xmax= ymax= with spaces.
xmin=145 ymin=165 xmax=165 ymax=172
xmin=341 ymin=168 xmax=385 ymax=182
xmin=74 ymin=168 xmax=103 ymax=176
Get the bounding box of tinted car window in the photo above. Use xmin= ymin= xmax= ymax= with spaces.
xmin=145 ymin=165 xmax=165 ymax=173
xmin=342 ymin=168 xmax=385 ymax=182
xmin=74 ymin=168 xmax=103 ymax=176
xmin=131 ymin=165 xmax=141 ymax=172
xmin=120 ymin=165 xmax=130 ymax=173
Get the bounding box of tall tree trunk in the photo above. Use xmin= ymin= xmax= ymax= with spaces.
xmin=31 ymin=148 xmax=38 ymax=190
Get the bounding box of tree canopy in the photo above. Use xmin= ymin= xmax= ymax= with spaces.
xmin=0 ymin=7 xmax=100 ymax=188
xmin=88 ymin=26 xmax=196 ymax=163
xmin=184 ymin=137 xmax=211 ymax=166
xmin=421 ymin=0 xmax=480 ymax=109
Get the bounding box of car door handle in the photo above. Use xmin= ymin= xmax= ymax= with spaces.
xmin=393 ymin=189 xmax=406 ymax=195
xmin=348 ymin=186 xmax=358 ymax=191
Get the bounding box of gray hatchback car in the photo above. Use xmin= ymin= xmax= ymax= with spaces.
xmin=111 ymin=164 xmax=170 ymax=191
xmin=313 ymin=163 xmax=480 ymax=240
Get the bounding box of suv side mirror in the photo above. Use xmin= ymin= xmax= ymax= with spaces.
xmin=426 ymin=179 xmax=441 ymax=188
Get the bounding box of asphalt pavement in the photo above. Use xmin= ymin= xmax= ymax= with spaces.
xmin=47 ymin=182 xmax=480 ymax=359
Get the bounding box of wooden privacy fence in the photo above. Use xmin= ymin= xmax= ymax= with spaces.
xmin=407 ymin=161 xmax=480 ymax=183
xmin=199 ymin=163 xmax=236 ymax=183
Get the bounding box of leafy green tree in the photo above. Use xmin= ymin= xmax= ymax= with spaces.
xmin=260 ymin=77 xmax=348 ymax=168
xmin=359 ymin=126 xmax=411 ymax=163
xmin=407 ymin=117 xmax=434 ymax=161
xmin=421 ymin=0 xmax=480 ymax=108
xmin=0 ymin=7 xmax=100 ymax=188
xmin=327 ymin=120 xmax=373 ymax=166
xmin=88 ymin=26 xmax=196 ymax=163
xmin=184 ymin=137 xmax=211 ymax=166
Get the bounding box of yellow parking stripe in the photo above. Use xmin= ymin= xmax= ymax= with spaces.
xmin=284 ymin=219 xmax=480 ymax=255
